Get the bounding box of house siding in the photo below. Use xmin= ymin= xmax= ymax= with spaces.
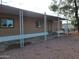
xmin=52 ymin=21 xmax=62 ymax=32
xmin=24 ymin=17 xmax=44 ymax=34
xmin=0 ymin=14 xmax=20 ymax=36
xmin=0 ymin=13 xmax=62 ymax=37
xmin=0 ymin=14 xmax=44 ymax=36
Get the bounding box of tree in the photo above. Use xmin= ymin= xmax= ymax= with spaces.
xmin=49 ymin=0 xmax=79 ymax=32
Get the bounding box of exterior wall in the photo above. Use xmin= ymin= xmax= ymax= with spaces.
xmin=0 ymin=13 xmax=62 ymax=42
xmin=0 ymin=14 xmax=20 ymax=36
xmin=0 ymin=13 xmax=62 ymax=37
xmin=48 ymin=20 xmax=62 ymax=32
xmin=0 ymin=14 xmax=44 ymax=37
xmin=52 ymin=20 xmax=62 ymax=32
xmin=52 ymin=21 xmax=58 ymax=32
xmin=60 ymin=21 xmax=62 ymax=30
xmin=24 ymin=17 xmax=44 ymax=34
xmin=47 ymin=21 xmax=52 ymax=32
xmin=52 ymin=21 xmax=62 ymax=32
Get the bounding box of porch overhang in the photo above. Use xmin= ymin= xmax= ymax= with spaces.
xmin=0 ymin=4 xmax=65 ymax=20
xmin=0 ymin=4 xmax=43 ymax=18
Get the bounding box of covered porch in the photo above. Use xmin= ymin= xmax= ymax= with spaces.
xmin=0 ymin=4 xmax=63 ymax=47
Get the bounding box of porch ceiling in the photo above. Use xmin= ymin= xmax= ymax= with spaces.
xmin=0 ymin=4 xmax=65 ymax=20
xmin=0 ymin=4 xmax=43 ymax=18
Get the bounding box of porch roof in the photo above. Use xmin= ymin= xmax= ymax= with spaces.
xmin=0 ymin=4 xmax=65 ymax=20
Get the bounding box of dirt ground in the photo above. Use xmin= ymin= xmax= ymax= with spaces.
xmin=1 ymin=35 xmax=79 ymax=59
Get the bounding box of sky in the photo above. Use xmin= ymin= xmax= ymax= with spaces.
xmin=1 ymin=0 xmax=57 ymax=15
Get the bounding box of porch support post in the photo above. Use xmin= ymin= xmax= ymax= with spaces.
xmin=19 ymin=10 xmax=24 ymax=48
xmin=44 ymin=12 xmax=47 ymax=40
xmin=57 ymin=17 xmax=60 ymax=37
xmin=57 ymin=0 xmax=62 ymax=37
xmin=1 ymin=0 xmax=2 ymax=4
xmin=67 ymin=19 xmax=69 ymax=35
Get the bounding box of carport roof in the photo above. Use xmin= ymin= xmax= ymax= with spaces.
xmin=0 ymin=4 xmax=65 ymax=20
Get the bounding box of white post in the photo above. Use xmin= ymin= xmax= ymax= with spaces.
xmin=57 ymin=0 xmax=62 ymax=37
xmin=67 ymin=19 xmax=69 ymax=35
xmin=44 ymin=12 xmax=47 ymax=40
xmin=21 ymin=10 xmax=24 ymax=47
xmin=57 ymin=17 xmax=60 ymax=37
xmin=19 ymin=10 xmax=24 ymax=48
xmin=0 ymin=0 xmax=2 ymax=4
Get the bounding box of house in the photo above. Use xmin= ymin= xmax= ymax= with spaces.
xmin=0 ymin=4 xmax=63 ymax=42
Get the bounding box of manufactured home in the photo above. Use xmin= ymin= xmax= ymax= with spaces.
xmin=0 ymin=5 xmax=63 ymax=42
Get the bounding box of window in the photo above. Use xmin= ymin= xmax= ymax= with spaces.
xmin=0 ymin=18 xmax=14 ymax=28
xmin=36 ymin=20 xmax=44 ymax=28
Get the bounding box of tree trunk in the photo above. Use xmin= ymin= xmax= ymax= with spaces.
xmin=74 ymin=0 xmax=79 ymax=33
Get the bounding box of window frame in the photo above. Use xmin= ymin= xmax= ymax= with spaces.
xmin=36 ymin=20 xmax=44 ymax=28
xmin=0 ymin=18 xmax=14 ymax=28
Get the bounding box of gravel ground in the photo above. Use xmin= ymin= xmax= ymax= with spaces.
xmin=0 ymin=35 xmax=79 ymax=59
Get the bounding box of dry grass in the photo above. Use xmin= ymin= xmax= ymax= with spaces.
xmin=1 ymin=35 xmax=79 ymax=59
xmin=5 ymin=42 xmax=32 ymax=50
